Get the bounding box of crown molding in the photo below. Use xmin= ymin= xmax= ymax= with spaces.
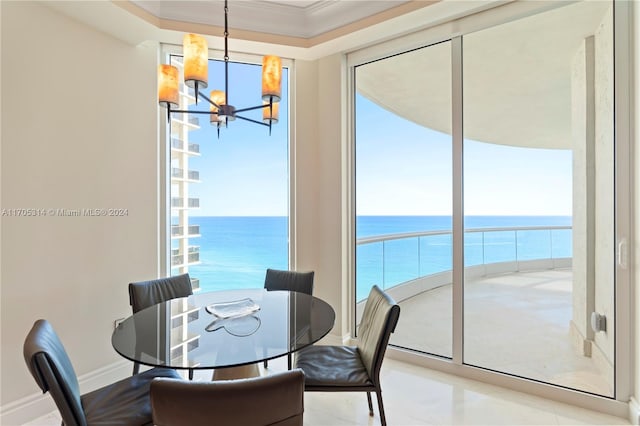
xmin=126 ymin=0 xmax=427 ymax=40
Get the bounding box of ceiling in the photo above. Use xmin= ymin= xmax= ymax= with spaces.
xmin=127 ymin=0 xmax=427 ymax=42
xmin=41 ymin=1 xmax=611 ymax=151
xmin=43 ymin=1 xmax=497 ymax=58
xmin=356 ymin=1 xmax=612 ymax=149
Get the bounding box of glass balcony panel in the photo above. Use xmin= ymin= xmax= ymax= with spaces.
xmin=383 ymin=238 xmax=419 ymax=288
xmin=356 ymin=242 xmax=383 ymax=304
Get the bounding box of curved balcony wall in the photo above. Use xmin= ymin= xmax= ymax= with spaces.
xmin=356 ymin=225 xmax=572 ymax=305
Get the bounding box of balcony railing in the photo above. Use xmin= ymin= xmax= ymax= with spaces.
xmin=356 ymin=226 xmax=572 ymax=302
xmin=190 ymin=277 xmax=200 ymax=291
xmin=171 ymin=198 xmax=200 ymax=209
xmin=170 ymin=113 xmax=200 ymax=127
xmin=171 ymin=138 xmax=200 ymax=154
xmin=171 ymin=246 xmax=200 ymax=266
xmin=170 ymin=169 xmax=200 ymax=181
xmin=171 ymin=224 xmax=201 ymax=237
xmin=171 ymin=138 xmax=184 ymax=150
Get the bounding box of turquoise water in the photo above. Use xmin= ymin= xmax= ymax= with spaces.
xmin=183 ymin=216 xmax=572 ymax=297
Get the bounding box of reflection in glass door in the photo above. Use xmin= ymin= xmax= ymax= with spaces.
xmin=352 ymin=0 xmax=617 ymax=399
xmin=462 ymin=2 xmax=614 ymax=396
xmin=354 ymin=42 xmax=453 ymax=358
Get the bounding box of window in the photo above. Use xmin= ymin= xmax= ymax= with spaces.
xmin=166 ymin=54 xmax=290 ymax=292
xmin=352 ymin=0 xmax=629 ymax=402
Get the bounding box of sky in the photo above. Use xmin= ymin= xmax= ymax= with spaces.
xmin=355 ymin=94 xmax=574 ymax=217
xmin=175 ymin=57 xmax=573 ymax=218
xmin=184 ymin=59 xmax=289 ymax=217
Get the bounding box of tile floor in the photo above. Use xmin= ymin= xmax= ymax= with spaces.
xmin=23 ymin=357 xmax=630 ymax=426
xmin=390 ymin=269 xmax=613 ymax=396
xmin=22 ymin=269 xmax=626 ymax=425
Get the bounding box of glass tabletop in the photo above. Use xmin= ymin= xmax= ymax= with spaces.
xmin=111 ymin=288 xmax=335 ymax=370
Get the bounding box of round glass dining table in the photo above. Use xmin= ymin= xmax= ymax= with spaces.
xmin=111 ymin=289 xmax=335 ymax=374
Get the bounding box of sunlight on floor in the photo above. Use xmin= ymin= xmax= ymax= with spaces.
xmin=391 ymin=269 xmax=613 ymax=396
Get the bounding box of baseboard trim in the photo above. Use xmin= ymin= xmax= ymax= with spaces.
xmin=318 ymin=332 xmax=348 ymax=346
xmin=1 ymin=359 xmax=131 ymax=425
xmin=629 ymin=396 xmax=640 ymax=425
xmin=0 ymin=389 xmax=56 ymax=426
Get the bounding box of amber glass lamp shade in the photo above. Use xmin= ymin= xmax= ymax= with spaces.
xmin=209 ymin=90 xmax=226 ymax=123
xmin=183 ymin=34 xmax=208 ymax=89
xmin=158 ymin=64 xmax=179 ymax=108
xmin=261 ymin=55 xmax=282 ymax=102
xmin=263 ymin=101 xmax=279 ymax=124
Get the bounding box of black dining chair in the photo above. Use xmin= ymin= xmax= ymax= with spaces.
xmin=294 ymin=285 xmax=400 ymax=426
xmin=24 ymin=319 xmax=181 ymax=426
xmin=150 ymin=369 xmax=305 ymax=426
xmin=263 ymin=268 xmax=315 ymax=369
xmin=129 ymin=273 xmax=193 ymax=378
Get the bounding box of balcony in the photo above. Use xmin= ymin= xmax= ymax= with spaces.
xmin=171 ymin=168 xmax=200 ymax=182
xmin=188 ymin=246 xmax=200 ymax=263
xmin=354 ymin=225 xmax=612 ymax=396
xmin=170 ymin=112 xmax=200 ymax=129
xmin=171 ymin=138 xmax=200 ymax=155
xmin=190 ymin=277 xmax=200 ymax=291
xmin=171 ymin=246 xmax=200 ymax=267
xmin=171 ymin=138 xmax=184 ymax=150
xmin=171 ymin=197 xmax=200 ymax=209
xmin=171 ymin=224 xmax=201 ymax=238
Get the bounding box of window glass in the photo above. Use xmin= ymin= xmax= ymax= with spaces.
xmin=168 ymin=57 xmax=289 ymax=291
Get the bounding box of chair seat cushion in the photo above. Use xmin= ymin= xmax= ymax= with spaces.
xmin=295 ymin=345 xmax=372 ymax=387
xmin=81 ymin=367 xmax=180 ymax=425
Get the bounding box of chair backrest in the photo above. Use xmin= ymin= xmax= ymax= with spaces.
xmin=150 ymin=369 xmax=305 ymax=426
xmin=23 ymin=319 xmax=87 ymax=426
xmin=356 ymin=285 xmax=400 ymax=384
xmin=264 ymin=268 xmax=314 ymax=296
xmin=128 ymin=273 xmax=193 ymax=313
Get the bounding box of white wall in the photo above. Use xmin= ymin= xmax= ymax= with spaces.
xmin=1 ymin=0 xmax=160 ymax=409
xmin=593 ymin=4 xmax=615 ymax=378
xmin=0 ymin=4 xmax=351 ymax=420
xmin=294 ymin=55 xmax=348 ymax=341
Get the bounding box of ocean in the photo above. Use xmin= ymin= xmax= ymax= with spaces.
xmin=185 ymin=215 xmax=572 ymax=299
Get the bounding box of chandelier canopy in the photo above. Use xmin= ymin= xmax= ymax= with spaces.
xmin=158 ymin=0 xmax=282 ymax=136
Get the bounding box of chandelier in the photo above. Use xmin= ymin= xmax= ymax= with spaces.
xmin=157 ymin=0 xmax=282 ymax=136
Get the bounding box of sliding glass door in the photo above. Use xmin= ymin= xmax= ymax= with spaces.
xmin=355 ymin=41 xmax=453 ymax=359
xmin=462 ymin=1 xmax=614 ymax=396
xmin=353 ymin=0 xmax=616 ymax=398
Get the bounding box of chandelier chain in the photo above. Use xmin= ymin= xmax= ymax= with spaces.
xmin=224 ymin=0 xmax=229 ymax=62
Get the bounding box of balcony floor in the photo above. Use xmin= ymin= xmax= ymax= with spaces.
xmin=390 ymin=268 xmax=613 ymax=396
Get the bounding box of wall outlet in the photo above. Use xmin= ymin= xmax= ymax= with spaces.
xmin=590 ymin=312 xmax=607 ymax=332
